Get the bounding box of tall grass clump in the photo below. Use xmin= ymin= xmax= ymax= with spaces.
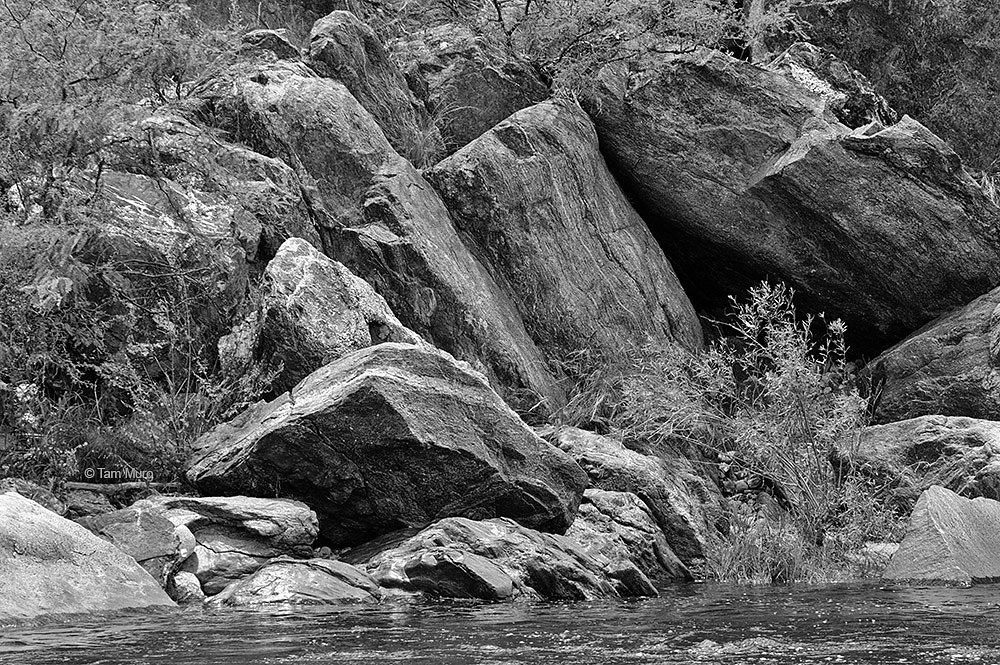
xmin=609 ymin=282 xmax=902 ymax=582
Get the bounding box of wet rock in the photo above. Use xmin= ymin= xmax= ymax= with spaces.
xmin=838 ymin=416 xmax=1000 ymax=504
xmin=187 ymin=343 xmax=587 ymax=547
xmin=865 ymin=286 xmax=1000 ymax=423
xmin=211 ymin=557 xmax=382 ymax=606
xmin=427 ymin=101 xmax=703 ymax=361
xmin=392 ymin=23 xmax=549 ymax=152
xmin=137 ymin=495 xmax=318 ymax=595
xmin=167 ymin=570 xmax=206 ymax=604
xmin=0 ymin=478 xmax=64 ymax=515
xmin=767 ymin=42 xmax=896 ymax=128
xmin=567 ymin=489 xmax=691 ymax=583
xmin=226 ymin=237 xmax=423 ymax=393
xmin=307 ymin=11 xmax=442 ymax=164
xmin=588 ymin=48 xmax=1000 ymax=354
xmin=349 ymin=516 xmax=655 ymax=600
xmin=547 ymin=426 xmax=719 ymax=564
xmin=883 ymin=485 xmax=1000 ymax=585
xmin=187 ymin=52 xmax=563 ymax=414
xmin=0 ymin=492 xmax=175 ymax=620
xmin=77 ymin=505 xmax=195 ymax=585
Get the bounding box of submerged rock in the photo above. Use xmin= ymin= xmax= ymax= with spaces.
xmin=838 ymin=416 xmax=1000 ymax=504
xmin=347 ymin=516 xmax=655 ymax=600
xmin=588 ymin=47 xmax=1000 ymax=354
xmin=427 ymin=100 xmax=703 ymax=361
xmin=392 ymin=23 xmax=549 ymax=152
xmin=0 ymin=492 xmax=175 ymax=620
xmin=226 ymin=237 xmax=423 ymax=393
xmin=883 ymin=485 xmax=1000 ymax=585
xmin=548 ymin=426 xmax=719 ymax=564
xmin=567 ymin=489 xmax=691 ymax=583
xmin=187 ymin=343 xmax=587 ymax=547
xmin=211 ymin=557 xmax=382 ymax=606
xmin=137 ymin=495 xmax=318 ymax=595
xmin=866 ymin=286 xmax=1000 ymax=423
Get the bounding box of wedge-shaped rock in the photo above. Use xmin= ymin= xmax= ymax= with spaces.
xmin=548 ymin=426 xmax=720 ymax=564
xmin=427 ymin=101 xmax=703 ymax=360
xmin=347 ymin=516 xmax=655 ymax=600
xmin=866 ymin=286 xmax=1000 ymax=423
xmin=226 ymin=238 xmax=423 ymax=393
xmin=588 ymin=48 xmax=1000 ymax=353
xmin=567 ymin=489 xmax=691 ymax=584
xmin=138 ymin=495 xmax=318 ymax=595
xmin=0 ymin=492 xmax=175 ymax=620
xmin=186 ymin=343 xmax=587 ymax=546
xmin=307 ymin=11 xmax=442 ymax=163
xmin=837 ymin=416 xmax=1000 ymax=504
xmin=883 ymin=485 xmax=1000 ymax=585
xmin=188 ymin=50 xmax=562 ymax=413
xmin=211 ymin=557 xmax=382 ymax=606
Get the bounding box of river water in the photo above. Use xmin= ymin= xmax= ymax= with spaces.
xmin=2 ymin=583 xmax=997 ymax=664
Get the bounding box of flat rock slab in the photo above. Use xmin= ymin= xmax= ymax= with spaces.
xmin=0 ymin=492 xmax=175 ymax=620
xmin=883 ymin=485 xmax=1000 ymax=585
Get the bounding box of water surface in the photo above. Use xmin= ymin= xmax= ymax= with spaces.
xmin=2 ymin=584 xmax=997 ymax=664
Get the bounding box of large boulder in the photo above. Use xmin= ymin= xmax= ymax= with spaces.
xmin=0 ymin=492 xmax=175 ymax=620
xmin=865 ymin=286 xmax=1000 ymax=423
xmin=346 ymin=516 xmax=656 ymax=600
xmin=883 ymin=485 xmax=1000 ymax=585
xmin=547 ymin=426 xmax=720 ymax=564
xmin=187 ymin=48 xmax=564 ymax=414
xmin=427 ymin=101 xmax=703 ymax=363
xmin=587 ymin=48 xmax=1000 ymax=354
xmin=566 ymin=489 xmax=691 ymax=583
xmin=211 ymin=557 xmax=382 ymax=606
xmin=838 ymin=415 xmax=1000 ymax=505
xmin=186 ymin=343 xmax=588 ymax=547
xmin=137 ymin=495 xmax=318 ymax=595
xmin=307 ymin=11 xmax=443 ymax=164
xmin=224 ymin=237 xmax=423 ymax=393
xmin=392 ymin=23 xmax=549 ymax=152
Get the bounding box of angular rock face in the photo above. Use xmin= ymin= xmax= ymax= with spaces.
xmin=588 ymin=48 xmax=1000 ymax=354
xmin=883 ymin=485 xmax=1000 ymax=585
xmin=392 ymin=23 xmax=550 ymax=152
xmin=766 ymin=42 xmax=896 ymax=129
xmin=307 ymin=11 xmax=443 ymax=164
xmin=567 ymin=489 xmax=691 ymax=584
xmin=427 ymin=101 xmax=703 ymax=360
xmin=866 ymin=286 xmax=1000 ymax=423
xmin=187 ymin=50 xmax=563 ymax=414
xmin=347 ymin=516 xmax=656 ymax=600
xmin=106 ymin=112 xmax=321 ymax=260
xmin=0 ymin=492 xmax=175 ymax=620
xmin=227 ymin=237 xmax=423 ymax=393
xmin=839 ymin=416 xmax=1000 ymax=504
xmin=211 ymin=557 xmax=382 ymax=606
xmin=186 ymin=343 xmax=588 ymax=547
xmin=138 ymin=495 xmax=318 ymax=595
xmin=0 ymin=478 xmax=65 ymax=515
xmin=548 ymin=426 xmax=720 ymax=564
xmin=78 ymin=506 xmax=194 ymax=585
